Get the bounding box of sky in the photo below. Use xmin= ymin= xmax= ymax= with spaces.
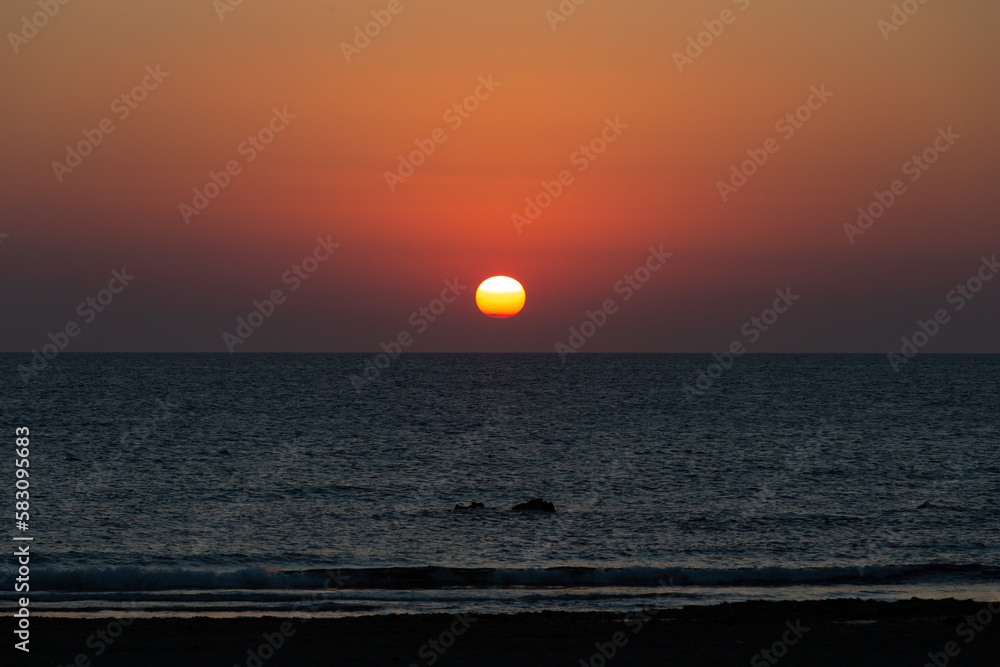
xmin=1 ymin=0 xmax=998 ymax=353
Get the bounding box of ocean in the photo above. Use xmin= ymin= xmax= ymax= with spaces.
xmin=2 ymin=354 xmax=998 ymax=618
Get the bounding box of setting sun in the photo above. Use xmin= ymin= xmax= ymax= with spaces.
xmin=476 ymin=276 xmax=525 ymax=319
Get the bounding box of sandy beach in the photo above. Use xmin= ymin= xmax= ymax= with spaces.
xmin=25 ymin=598 xmax=999 ymax=666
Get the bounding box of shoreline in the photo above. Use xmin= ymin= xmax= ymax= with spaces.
xmin=23 ymin=598 xmax=1000 ymax=666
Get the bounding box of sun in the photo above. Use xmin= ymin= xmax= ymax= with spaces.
xmin=476 ymin=276 xmax=525 ymax=318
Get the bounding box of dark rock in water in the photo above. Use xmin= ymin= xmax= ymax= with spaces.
xmin=916 ymin=501 xmax=935 ymax=509
xmin=512 ymin=498 xmax=555 ymax=512
xmin=220 ymin=449 xmax=231 ymax=455
xmin=454 ymin=502 xmax=486 ymax=511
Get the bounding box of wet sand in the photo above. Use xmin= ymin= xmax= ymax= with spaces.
xmin=26 ymin=598 xmax=1000 ymax=666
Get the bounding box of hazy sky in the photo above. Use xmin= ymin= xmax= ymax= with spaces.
xmin=1 ymin=0 xmax=998 ymax=353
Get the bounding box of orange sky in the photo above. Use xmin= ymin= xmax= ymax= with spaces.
xmin=1 ymin=0 xmax=998 ymax=352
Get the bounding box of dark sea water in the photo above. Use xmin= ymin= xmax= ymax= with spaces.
xmin=2 ymin=354 xmax=998 ymax=617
